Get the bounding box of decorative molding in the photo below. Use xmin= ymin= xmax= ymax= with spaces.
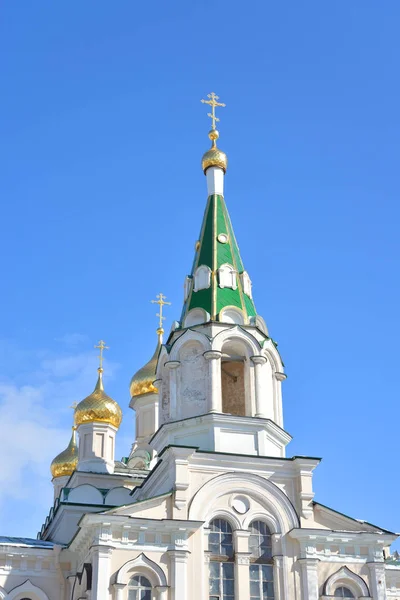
xmin=7 ymin=579 xmax=50 ymax=600
xmin=250 ymin=355 xmax=267 ymax=365
xmin=203 ymin=350 xmax=222 ymax=361
xmin=275 ymin=372 xmax=286 ymax=381
xmin=323 ymin=565 xmax=371 ymax=597
xmin=115 ymin=553 xmax=167 ymax=587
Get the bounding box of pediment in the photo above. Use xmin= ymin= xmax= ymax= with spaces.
xmin=313 ymin=502 xmax=391 ymax=533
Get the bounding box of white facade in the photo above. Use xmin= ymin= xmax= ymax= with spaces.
xmin=1 ymin=156 xmax=400 ymax=600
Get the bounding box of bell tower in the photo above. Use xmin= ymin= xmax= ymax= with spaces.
xmin=148 ymin=94 xmax=290 ymax=459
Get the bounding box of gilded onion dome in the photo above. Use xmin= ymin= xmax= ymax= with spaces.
xmin=201 ymin=129 xmax=228 ymax=174
xmin=50 ymin=427 xmax=78 ymax=479
xmin=130 ymin=333 xmax=161 ymax=398
xmin=75 ymin=368 xmax=122 ymax=429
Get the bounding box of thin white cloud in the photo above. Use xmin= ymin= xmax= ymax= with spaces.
xmin=55 ymin=332 xmax=90 ymax=347
xmin=0 ymin=338 xmax=120 ymax=536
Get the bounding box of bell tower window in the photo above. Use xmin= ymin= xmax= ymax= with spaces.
xmin=221 ymin=339 xmax=250 ymax=417
xmin=221 ymin=359 xmax=245 ymax=416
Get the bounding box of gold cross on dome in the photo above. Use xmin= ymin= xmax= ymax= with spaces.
xmin=70 ymin=402 xmax=78 ymax=427
xmin=151 ymin=293 xmax=171 ymax=333
xmin=201 ymin=92 xmax=226 ymax=130
xmin=94 ymin=339 xmax=109 ymax=370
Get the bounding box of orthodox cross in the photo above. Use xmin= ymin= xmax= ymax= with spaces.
xmin=151 ymin=293 xmax=171 ymax=333
xmin=94 ymin=339 xmax=109 ymax=370
xmin=70 ymin=402 xmax=78 ymax=427
xmin=201 ymin=92 xmax=226 ymax=130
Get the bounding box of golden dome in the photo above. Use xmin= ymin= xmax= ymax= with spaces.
xmin=75 ymin=369 xmax=122 ymax=429
xmin=50 ymin=428 xmax=78 ymax=479
xmin=201 ymin=129 xmax=228 ymax=174
xmin=130 ymin=335 xmax=162 ymax=398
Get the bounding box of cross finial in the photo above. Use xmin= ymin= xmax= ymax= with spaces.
xmin=94 ymin=339 xmax=109 ymax=372
xmin=201 ymin=92 xmax=226 ymax=130
xmin=70 ymin=402 xmax=78 ymax=427
xmin=151 ymin=293 xmax=171 ymax=339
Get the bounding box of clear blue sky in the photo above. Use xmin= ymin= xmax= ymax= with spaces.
xmin=1 ymin=1 xmax=399 ymax=542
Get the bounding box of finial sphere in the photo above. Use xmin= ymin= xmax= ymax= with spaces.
xmin=208 ymin=129 xmax=219 ymax=142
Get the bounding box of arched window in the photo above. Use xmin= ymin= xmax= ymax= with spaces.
xmin=249 ymin=521 xmax=274 ymax=600
xmin=128 ymin=575 xmax=152 ymax=600
xmin=209 ymin=518 xmax=234 ymax=600
xmin=334 ymin=588 xmax=355 ymax=598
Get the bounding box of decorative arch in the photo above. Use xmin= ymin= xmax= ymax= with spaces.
xmin=154 ymin=345 xmax=169 ymax=381
xmin=262 ymin=339 xmax=283 ymax=373
xmin=115 ymin=553 xmax=167 ymax=587
xmin=67 ymin=484 xmax=104 ymax=505
xmin=219 ymin=306 xmax=245 ymax=325
xmin=169 ymin=328 xmax=211 ymax=360
xmin=213 ymin=326 xmax=261 ymax=356
xmin=184 ymin=308 xmax=210 ymax=327
xmin=104 ymin=486 xmax=132 ymax=505
xmin=242 ymin=511 xmax=280 ymax=535
xmin=323 ymin=566 xmax=370 ymax=598
xmin=6 ymin=580 xmax=50 ymax=600
xmin=204 ymin=508 xmax=242 ymax=531
xmin=189 ymin=472 xmax=299 ymax=534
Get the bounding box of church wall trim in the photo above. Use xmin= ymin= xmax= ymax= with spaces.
xmin=6 ymin=579 xmax=50 ymax=600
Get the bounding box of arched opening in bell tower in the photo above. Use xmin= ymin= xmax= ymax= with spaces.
xmin=221 ymin=339 xmax=249 ymax=416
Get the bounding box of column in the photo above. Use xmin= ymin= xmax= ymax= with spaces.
xmin=368 ymin=561 xmax=387 ymax=600
xmin=297 ymin=558 xmax=319 ymax=600
xmin=203 ymin=350 xmax=222 ymax=413
xmin=165 ymin=361 xmax=180 ymax=420
xmin=91 ymin=545 xmax=113 ymax=600
xmin=250 ymin=356 xmax=268 ymax=417
xmin=234 ymin=530 xmax=251 ymax=600
xmin=168 ymin=549 xmax=190 ymax=600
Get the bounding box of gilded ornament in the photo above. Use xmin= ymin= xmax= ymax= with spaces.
xmin=200 ymin=92 xmax=228 ymax=173
xmin=130 ymin=294 xmax=171 ymax=398
xmin=50 ymin=428 xmax=78 ymax=479
xmin=75 ymin=369 xmax=122 ymax=429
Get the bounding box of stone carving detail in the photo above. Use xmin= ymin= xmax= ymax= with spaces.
xmin=180 ymin=342 xmax=207 ymax=417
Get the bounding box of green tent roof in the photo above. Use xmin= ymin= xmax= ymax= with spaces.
xmin=181 ymin=194 xmax=257 ymax=324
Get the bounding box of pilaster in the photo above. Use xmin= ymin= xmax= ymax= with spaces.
xmin=91 ymin=545 xmax=113 ymax=600
xmin=204 ymin=350 xmax=222 ymax=412
xmin=233 ymin=530 xmax=251 ymax=600
xmin=368 ymin=561 xmax=387 ymax=600
xmin=298 ymin=557 xmax=319 ymax=600
xmin=168 ymin=549 xmax=190 ymax=600
xmin=165 ymin=361 xmax=180 ymax=420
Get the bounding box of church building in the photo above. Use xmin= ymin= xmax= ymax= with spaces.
xmin=1 ymin=93 xmax=400 ymax=600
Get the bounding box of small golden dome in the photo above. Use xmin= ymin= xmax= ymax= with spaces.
xmin=130 ymin=335 xmax=162 ymax=398
xmin=50 ymin=428 xmax=78 ymax=479
xmin=75 ymin=369 xmax=122 ymax=429
xmin=201 ymin=130 xmax=228 ymax=174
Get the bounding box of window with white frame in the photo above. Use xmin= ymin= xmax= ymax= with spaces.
xmin=209 ymin=518 xmax=235 ymax=600
xmin=128 ymin=575 xmax=152 ymax=600
xmin=249 ymin=521 xmax=274 ymax=600
xmin=334 ymin=588 xmax=355 ymax=598
xmin=218 ymin=264 xmax=237 ymax=290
